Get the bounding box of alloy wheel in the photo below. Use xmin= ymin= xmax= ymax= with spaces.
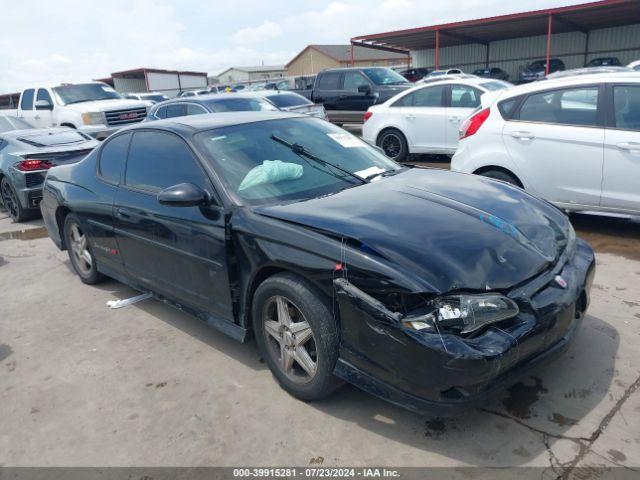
xmin=69 ymin=223 xmax=93 ymax=275
xmin=263 ymin=295 xmax=317 ymax=383
xmin=381 ymin=133 xmax=401 ymax=158
xmin=1 ymin=180 xmax=19 ymax=220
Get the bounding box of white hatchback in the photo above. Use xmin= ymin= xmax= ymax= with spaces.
xmin=362 ymin=78 xmax=511 ymax=161
xmin=451 ymin=72 xmax=640 ymax=216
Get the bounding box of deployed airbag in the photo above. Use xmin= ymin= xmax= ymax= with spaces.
xmin=238 ymin=160 xmax=303 ymax=191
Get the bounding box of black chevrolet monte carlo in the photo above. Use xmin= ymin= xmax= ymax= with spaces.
xmin=41 ymin=111 xmax=595 ymax=414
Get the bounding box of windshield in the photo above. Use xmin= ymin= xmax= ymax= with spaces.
xmin=362 ymin=68 xmax=409 ymax=85
xmin=202 ymin=97 xmax=279 ymax=113
xmin=0 ymin=116 xmax=34 ymax=132
xmin=265 ymin=93 xmax=312 ymax=108
xmin=53 ymin=83 xmax=121 ymax=105
xmin=194 ymin=117 xmax=401 ymax=205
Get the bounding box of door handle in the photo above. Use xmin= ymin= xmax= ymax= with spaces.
xmin=448 ymin=117 xmax=463 ymax=123
xmin=34 ymin=115 xmax=41 ymax=120
xmin=510 ymin=131 xmax=535 ymax=140
xmin=405 ymin=114 xmax=416 ymax=120
xmin=116 ymin=208 xmax=131 ymax=219
xmin=616 ymin=142 xmax=640 ymax=152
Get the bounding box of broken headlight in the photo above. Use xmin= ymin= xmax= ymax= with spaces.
xmin=404 ymin=294 xmax=519 ymax=335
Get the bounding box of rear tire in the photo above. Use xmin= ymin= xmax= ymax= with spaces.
xmin=252 ymin=273 xmax=342 ymax=401
xmin=479 ymin=169 xmax=521 ymax=187
xmin=377 ymin=128 xmax=409 ymax=162
xmin=63 ymin=213 xmax=105 ymax=284
xmin=1 ymin=177 xmax=34 ymax=222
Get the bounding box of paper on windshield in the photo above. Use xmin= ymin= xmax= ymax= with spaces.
xmin=354 ymin=166 xmax=385 ymax=181
xmin=327 ymin=133 xmax=364 ymax=148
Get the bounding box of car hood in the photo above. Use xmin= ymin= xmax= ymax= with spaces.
xmin=255 ymin=168 xmax=571 ymax=293
xmin=5 ymin=127 xmax=96 ymax=148
xmin=64 ymin=98 xmax=147 ymax=112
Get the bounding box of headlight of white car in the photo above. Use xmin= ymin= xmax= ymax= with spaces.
xmin=81 ymin=112 xmax=104 ymax=126
xmin=405 ymin=293 xmax=519 ymax=334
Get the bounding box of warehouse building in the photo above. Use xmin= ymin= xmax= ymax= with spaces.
xmin=285 ymin=44 xmax=409 ymax=76
xmin=216 ymin=65 xmax=287 ymax=85
xmin=351 ymin=0 xmax=640 ymax=82
xmin=103 ymin=68 xmax=208 ymax=96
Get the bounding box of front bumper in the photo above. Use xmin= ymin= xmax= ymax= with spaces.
xmin=333 ymin=238 xmax=595 ymax=415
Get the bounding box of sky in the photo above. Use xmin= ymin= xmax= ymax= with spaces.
xmin=1 ymin=0 xmax=584 ymax=93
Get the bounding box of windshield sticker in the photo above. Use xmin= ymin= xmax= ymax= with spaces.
xmin=355 ymin=166 xmax=385 ymax=180
xmin=327 ymin=133 xmax=363 ymax=148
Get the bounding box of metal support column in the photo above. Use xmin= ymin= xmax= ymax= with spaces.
xmin=545 ymin=14 xmax=553 ymax=75
xmin=435 ymin=29 xmax=440 ymax=70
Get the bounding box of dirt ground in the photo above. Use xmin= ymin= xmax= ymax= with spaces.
xmin=1 ymin=166 xmax=639 ymax=475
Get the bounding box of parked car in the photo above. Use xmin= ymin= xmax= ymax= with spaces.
xmin=146 ymin=93 xmax=279 ymax=121
xmin=427 ymin=68 xmax=464 ymax=78
xmin=451 ymin=71 xmax=640 ymax=216
xmin=3 ymin=82 xmax=147 ymax=140
xmin=399 ymin=68 xmax=431 ymax=82
xmin=265 ymin=79 xmax=291 ymax=91
xmin=123 ymin=92 xmax=170 ymax=105
xmin=418 ymin=73 xmax=478 ymax=85
xmin=472 ymin=67 xmax=510 ymax=81
xmin=519 ymin=58 xmax=565 ymax=82
xmin=546 ymin=66 xmax=632 ymax=80
xmin=177 ymin=89 xmax=210 ymax=97
xmin=294 ymin=67 xmax=411 ymax=124
xmin=362 ymin=78 xmax=511 ymax=161
xmin=243 ymin=91 xmax=328 ymax=120
xmin=40 ymin=111 xmax=594 ymax=414
xmin=628 ymin=60 xmax=640 ymax=71
xmin=585 ymin=57 xmax=621 ymax=68
xmin=0 ymin=114 xmax=98 ymax=221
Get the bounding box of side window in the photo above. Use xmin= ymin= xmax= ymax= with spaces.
xmin=154 ymin=106 xmax=167 ymax=119
xmin=394 ymin=85 xmax=445 ymax=107
xmin=498 ymin=97 xmax=521 ymax=119
xmin=36 ymin=88 xmax=53 ymax=106
xmin=186 ymin=104 xmax=207 ymax=116
xmin=21 ymin=89 xmax=35 ymax=110
xmin=613 ymin=85 xmax=640 ymax=131
xmin=518 ymin=87 xmax=599 ymax=126
xmin=450 ymin=85 xmax=481 ymax=108
xmin=343 ymin=72 xmax=369 ymax=91
xmin=98 ymin=133 xmax=130 ymax=184
xmin=317 ymin=72 xmax=341 ymax=90
xmin=125 ymin=131 xmax=208 ymax=193
xmin=165 ymin=104 xmax=187 ymax=118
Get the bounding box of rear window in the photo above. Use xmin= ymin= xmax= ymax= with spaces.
xmin=21 ymin=89 xmax=35 ymax=110
xmin=265 ymin=93 xmax=312 ymax=108
xmin=203 ymin=97 xmax=278 ymax=112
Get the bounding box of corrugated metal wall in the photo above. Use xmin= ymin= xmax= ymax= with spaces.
xmin=411 ymin=23 xmax=640 ymax=81
xmin=113 ymin=77 xmax=146 ymax=94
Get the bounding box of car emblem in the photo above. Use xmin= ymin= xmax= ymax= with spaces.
xmin=119 ymin=112 xmax=137 ymax=120
xmin=554 ymin=275 xmax=568 ymax=289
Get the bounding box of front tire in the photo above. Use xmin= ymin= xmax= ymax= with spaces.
xmin=377 ymin=128 xmax=409 ymax=162
xmin=63 ymin=213 xmax=105 ymax=284
xmin=1 ymin=177 xmax=33 ymax=222
xmin=252 ymin=273 xmax=342 ymax=401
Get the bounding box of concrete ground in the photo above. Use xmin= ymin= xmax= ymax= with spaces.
xmin=1 ymin=171 xmax=640 ymax=474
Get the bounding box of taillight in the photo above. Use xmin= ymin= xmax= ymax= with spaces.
xmin=363 ymin=111 xmax=373 ymax=122
xmin=459 ymin=108 xmax=490 ymax=140
xmin=14 ymin=159 xmax=54 ymax=171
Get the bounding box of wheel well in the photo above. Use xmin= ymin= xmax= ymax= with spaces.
xmin=473 ymin=166 xmax=523 ymax=188
xmin=376 ymin=127 xmax=405 ymax=145
xmin=55 ymin=206 xmax=71 ymax=249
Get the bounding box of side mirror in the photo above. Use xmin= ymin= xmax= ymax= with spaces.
xmin=157 ymin=183 xmax=209 ymax=207
xmin=357 ymin=84 xmax=371 ymax=94
xmin=35 ymin=99 xmax=53 ymax=110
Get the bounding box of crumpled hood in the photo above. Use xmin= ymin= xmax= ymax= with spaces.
xmin=64 ymin=98 xmax=146 ymax=113
xmin=255 ymin=168 xmax=571 ymax=293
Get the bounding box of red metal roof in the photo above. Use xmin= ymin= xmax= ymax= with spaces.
xmin=352 ymin=0 xmax=640 ymax=51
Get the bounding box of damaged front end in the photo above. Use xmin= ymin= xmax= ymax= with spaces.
xmin=332 ymin=238 xmax=595 ymax=415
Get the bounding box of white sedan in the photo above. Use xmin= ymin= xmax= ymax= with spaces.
xmin=451 ymin=71 xmax=640 ymax=216
xmin=362 ymin=77 xmax=511 ymax=161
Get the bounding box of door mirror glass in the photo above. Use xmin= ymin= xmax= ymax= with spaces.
xmin=157 ymin=183 xmax=209 ymax=207
xmin=35 ymin=99 xmax=53 ymax=110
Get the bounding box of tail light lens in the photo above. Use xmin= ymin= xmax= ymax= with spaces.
xmin=14 ymin=159 xmax=54 ymax=171
xmin=459 ymin=108 xmax=490 ymax=140
xmin=363 ymin=111 xmax=373 ymax=122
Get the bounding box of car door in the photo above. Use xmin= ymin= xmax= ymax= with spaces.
xmin=601 ymin=83 xmax=640 ymax=213
xmin=19 ymin=89 xmax=36 ymax=123
xmin=341 ymin=71 xmax=375 ymax=111
xmin=396 ymin=84 xmax=447 ymax=152
xmin=113 ymin=129 xmax=234 ymax=321
xmin=502 ymin=85 xmax=605 ymax=207
xmin=313 ymin=71 xmax=342 ymax=110
xmin=445 ymin=84 xmax=482 ymax=152
xmin=34 ymin=88 xmax=55 ymax=127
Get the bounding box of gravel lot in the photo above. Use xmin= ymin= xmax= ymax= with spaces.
xmin=1 ymin=160 xmax=639 ymax=474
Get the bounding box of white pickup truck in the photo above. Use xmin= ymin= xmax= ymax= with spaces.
xmin=6 ymin=82 xmax=148 ymax=140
